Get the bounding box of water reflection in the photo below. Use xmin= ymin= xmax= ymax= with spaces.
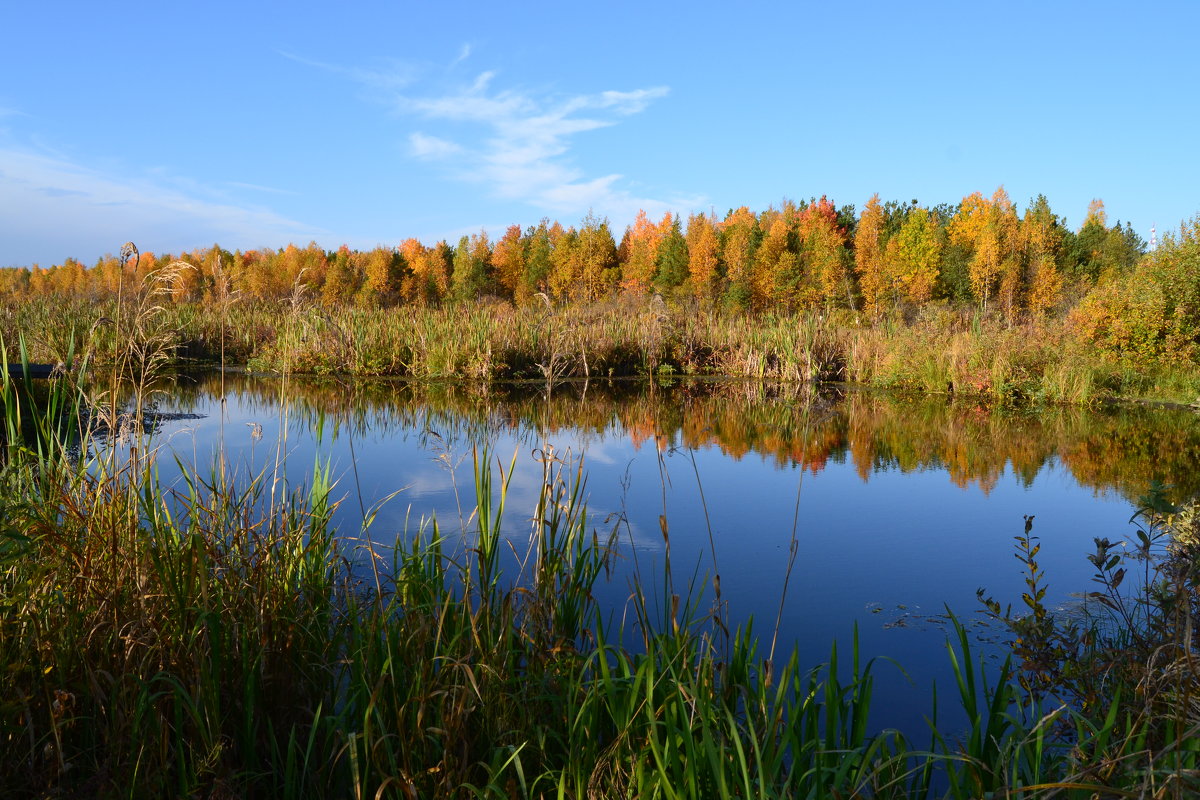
xmin=151 ymin=371 xmax=1196 ymax=736
xmin=165 ymin=372 xmax=1200 ymax=505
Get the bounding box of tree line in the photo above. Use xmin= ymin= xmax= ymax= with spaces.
xmin=0 ymin=189 xmax=1150 ymax=321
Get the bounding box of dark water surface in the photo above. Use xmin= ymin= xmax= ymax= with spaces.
xmin=149 ymin=372 xmax=1200 ymax=736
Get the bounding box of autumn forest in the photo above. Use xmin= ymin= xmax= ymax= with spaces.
xmin=3 ymin=188 xmax=1200 ymax=400
xmin=2 ymin=189 xmax=1146 ymax=309
xmin=7 ymin=187 xmax=1200 ymax=797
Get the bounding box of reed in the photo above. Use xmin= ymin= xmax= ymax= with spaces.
xmin=5 ymin=366 xmax=1200 ymax=797
xmin=6 ymin=292 xmax=1200 ymax=404
xmin=4 ymin=266 xmax=1200 ymax=797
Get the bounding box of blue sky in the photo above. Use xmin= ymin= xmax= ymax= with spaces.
xmin=2 ymin=1 xmax=1196 ymax=268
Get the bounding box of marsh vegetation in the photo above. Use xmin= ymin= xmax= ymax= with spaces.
xmin=4 ymin=244 xmax=1200 ymax=797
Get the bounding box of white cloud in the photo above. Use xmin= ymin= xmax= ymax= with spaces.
xmin=324 ymin=57 xmax=698 ymax=224
xmin=540 ymin=174 xmax=623 ymax=208
xmin=0 ymin=146 xmax=323 ymax=266
xmin=409 ymin=132 xmax=462 ymax=160
xmin=400 ymin=72 xmax=683 ymax=220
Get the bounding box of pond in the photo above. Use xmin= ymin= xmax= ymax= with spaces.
xmin=145 ymin=371 xmax=1200 ymax=737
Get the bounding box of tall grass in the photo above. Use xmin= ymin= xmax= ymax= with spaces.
xmin=4 ymin=366 xmax=925 ymax=797
xmin=4 ymin=262 xmax=1200 ymax=797
xmin=7 ymin=290 xmax=1200 ymax=403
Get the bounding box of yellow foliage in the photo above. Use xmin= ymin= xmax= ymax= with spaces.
xmin=623 ymin=209 xmax=663 ymax=293
xmin=721 ymin=207 xmax=758 ymax=292
xmin=686 ymin=213 xmax=720 ymax=300
xmin=855 ymin=194 xmax=887 ymax=314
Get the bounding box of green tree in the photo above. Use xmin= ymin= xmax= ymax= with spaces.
xmin=524 ymin=220 xmax=556 ymax=298
xmin=655 ymin=214 xmax=689 ymax=293
xmin=1065 ymin=200 xmax=1145 ymax=281
xmin=452 ymin=230 xmax=493 ymax=300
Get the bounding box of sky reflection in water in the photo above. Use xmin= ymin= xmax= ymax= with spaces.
xmin=151 ymin=373 xmax=1199 ymax=734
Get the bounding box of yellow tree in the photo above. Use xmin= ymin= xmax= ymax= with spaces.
xmin=197 ymin=246 xmax=238 ymax=305
xmin=427 ymin=242 xmax=454 ymax=302
xmin=991 ymin=187 xmax=1024 ymax=321
xmin=798 ymin=196 xmax=850 ymax=308
xmin=398 ymin=238 xmax=429 ymax=303
xmin=1023 ymin=195 xmax=1064 ymax=318
xmin=492 ymin=224 xmax=527 ymax=302
xmin=721 ymin=207 xmax=759 ymax=308
xmin=170 ymin=244 xmax=226 ymax=302
xmin=972 ymin=223 xmax=1003 ymax=311
xmin=360 ymin=245 xmax=401 ymax=306
xmin=1083 ymin=198 xmax=1107 ymax=229
xmin=323 ymin=245 xmax=358 ymax=305
xmin=548 ymin=225 xmax=579 ymax=300
xmin=230 ymin=250 xmax=260 ymax=298
xmin=270 ymin=242 xmax=328 ymax=298
xmin=132 ymin=249 xmax=160 ymax=288
xmin=93 ymin=253 xmax=125 ymax=296
xmin=685 ymin=212 xmax=720 ymax=301
xmin=884 ymin=207 xmax=942 ymax=305
xmin=949 ymin=190 xmax=1002 ymax=311
xmin=0 ymin=268 xmax=30 ymax=296
xmin=948 ymin=192 xmax=989 ymax=249
xmin=245 ymin=245 xmax=297 ymax=299
xmin=29 ymin=266 xmax=50 ymax=296
xmin=855 ymin=194 xmax=888 ymax=313
xmin=198 ymin=245 xmax=236 ymax=303
xmin=170 ymin=253 xmax=204 ymax=302
xmin=48 ymin=258 xmax=86 ymax=296
xmin=575 ymin=214 xmax=618 ymax=301
xmin=622 ymin=209 xmax=663 ymax=294
xmin=754 ymin=216 xmax=797 ymax=307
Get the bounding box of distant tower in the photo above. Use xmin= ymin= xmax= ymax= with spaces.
xmin=1150 ymin=224 xmax=1157 ymax=251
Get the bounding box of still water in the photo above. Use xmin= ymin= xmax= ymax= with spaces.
xmin=148 ymin=372 xmax=1200 ymax=735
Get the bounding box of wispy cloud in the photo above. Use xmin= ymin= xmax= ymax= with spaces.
xmin=0 ymin=106 xmax=29 ymax=138
xmin=278 ymin=50 xmax=418 ymax=93
xmin=449 ymin=43 xmax=472 ymax=68
xmin=312 ymin=55 xmax=701 ymax=224
xmin=227 ymin=180 xmax=299 ymax=196
xmin=409 ymin=132 xmax=462 ymax=160
xmin=0 ymin=146 xmax=323 ymax=266
xmin=36 ymin=186 xmax=89 ymax=198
